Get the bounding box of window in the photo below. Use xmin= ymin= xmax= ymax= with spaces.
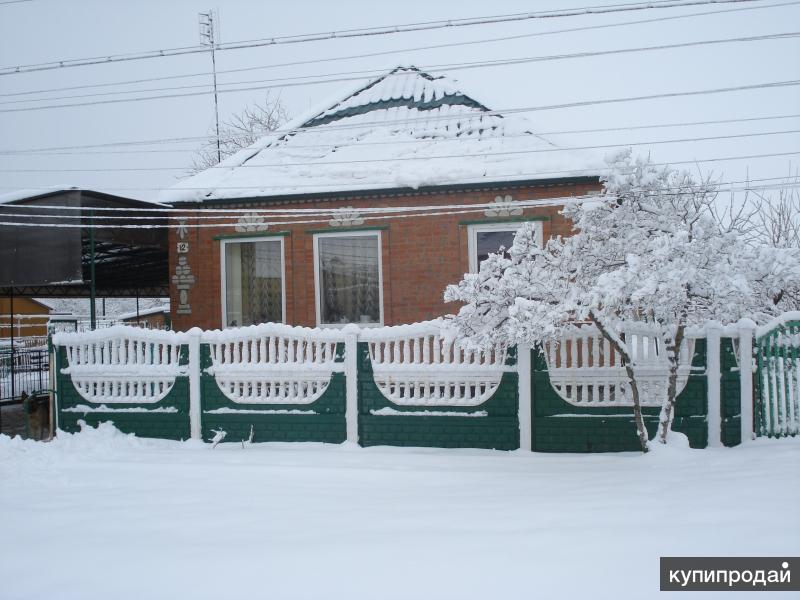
xmin=221 ymin=237 xmax=285 ymax=327
xmin=467 ymin=222 xmax=543 ymax=273
xmin=314 ymin=231 xmax=383 ymax=326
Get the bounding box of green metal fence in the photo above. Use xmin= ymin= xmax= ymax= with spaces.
xmin=755 ymin=316 xmax=800 ymax=437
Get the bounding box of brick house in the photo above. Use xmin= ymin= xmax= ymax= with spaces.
xmin=163 ymin=66 xmax=601 ymax=331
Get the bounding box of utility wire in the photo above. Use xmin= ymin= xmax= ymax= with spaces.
xmin=2 ymin=151 xmax=798 ymax=193
xmin=0 ymin=0 xmax=765 ymax=76
xmin=3 ymin=38 xmax=799 ymax=113
xmin=3 ymin=112 xmax=798 ymax=155
xmin=1 ymin=129 xmax=796 ymax=172
xmin=4 ymin=0 xmax=797 ymax=100
xmin=2 ymin=184 xmax=799 ymax=229
xmin=1 ymin=176 xmax=794 ymax=219
xmin=2 ymin=31 xmax=797 ymax=108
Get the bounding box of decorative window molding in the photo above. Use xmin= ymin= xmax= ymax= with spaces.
xmin=329 ymin=206 xmax=365 ymax=227
xmin=234 ymin=212 xmax=269 ymax=233
xmin=484 ymin=194 xmax=523 ymax=217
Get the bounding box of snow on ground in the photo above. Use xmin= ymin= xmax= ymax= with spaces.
xmin=0 ymin=425 xmax=797 ymax=600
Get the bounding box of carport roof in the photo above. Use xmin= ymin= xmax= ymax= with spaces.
xmin=0 ymin=189 xmax=169 ymax=298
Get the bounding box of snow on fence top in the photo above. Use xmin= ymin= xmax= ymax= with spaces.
xmin=56 ymin=326 xmax=186 ymax=404
xmin=53 ymin=318 xmax=768 ymax=409
xmin=756 ymin=311 xmax=800 ymax=339
xmin=205 ymin=324 xmax=344 ymax=405
xmin=161 ymin=66 xmax=601 ymax=204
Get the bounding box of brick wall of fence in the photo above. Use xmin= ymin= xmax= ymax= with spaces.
xmin=49 ymin=316 xmax=787 ymax=451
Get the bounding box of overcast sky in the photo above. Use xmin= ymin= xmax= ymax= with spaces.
xmin=0 ymin=0 xmax=798 ymax=202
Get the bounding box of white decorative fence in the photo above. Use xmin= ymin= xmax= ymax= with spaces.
xmin=362 ymin=323 xmax=509 ymax=407
xmin=55 ymin=326 xmax=186 ymax=404
xmin=50 ymin=316 xmax=774 ymax=449
xmin=543 ymin=324 xmax=696 ymax=407
xmin=204 ymin=324 xmax=344 ymax=405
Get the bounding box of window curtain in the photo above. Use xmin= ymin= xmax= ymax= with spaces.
xmin=225 ymin=240 xmax=282 ymax=327
xmin=319 ymin=235 xmax=379 ymax=324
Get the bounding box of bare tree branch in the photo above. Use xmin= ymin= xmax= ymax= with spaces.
xmin=188 ymin=93 xmax=289 ymax=174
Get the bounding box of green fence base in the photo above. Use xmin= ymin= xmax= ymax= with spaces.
xmin=359 ymin=415 xmax=519 ymax=450
xmin=58 ymin=411 xmax=190 ymax=441
xmin=201 ymin=414 xmax=346 ymax=444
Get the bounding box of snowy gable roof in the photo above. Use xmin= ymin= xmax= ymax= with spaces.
xmin=162 ymin=66 xmax=602 ymax=204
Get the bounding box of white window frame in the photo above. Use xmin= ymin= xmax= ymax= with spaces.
xmin=467 ymin=221 xmax=543 ymax=273
xmin=313 ymin=230 xmax=384 ymax=328
xmin=219 ymin=235 xmax=286 ymax=328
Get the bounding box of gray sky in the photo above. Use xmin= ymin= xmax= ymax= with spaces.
xmin=0 ymin=0 xmax=798 ymax=202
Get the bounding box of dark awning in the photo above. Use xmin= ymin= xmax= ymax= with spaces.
xmin=0 ymin=189 xmax=168 ymax=297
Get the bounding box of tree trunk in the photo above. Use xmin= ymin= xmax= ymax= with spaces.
xmin=658 ymin=324 xmax=686 ymax=444
xmin=590 ymin=313 xmax=649 ymax=453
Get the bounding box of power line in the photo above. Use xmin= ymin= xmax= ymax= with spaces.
xmin=5 ymin=0 xmax=797 ymax=100
xmin=2 ymin=31 xmax=797 ymax=108
xmin=1 ymin=151 xmax=797 ymax=193
xmin=0 ymin=0 xmax=766 ymax=76
xmin=0 ymin=72 xmax=795 ymax=139
xmin=3 ymin=112 xmax=798 ymax=155
xmin=1 ymin=176 xmax=793 ymax=219
xmin=1 ymin=129 xmax=796 ymax=172
xmin=3 ymin=37 xmax=799 ymax=114
xmin=2 ymin=182 xmax=799 ymax=229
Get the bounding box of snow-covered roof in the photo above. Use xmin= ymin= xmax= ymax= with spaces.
xmin=0 ymin=186 xmax=80 ymax=205
xmin=31 ymin=298 xmax=56 ymax=311
xmin=162 ymin=66 xmax=602 ymax=204
xmin=117 ymin=304 xmax=170 ymax=321
xmin=0 ymin=187 xmax=167 ymax=206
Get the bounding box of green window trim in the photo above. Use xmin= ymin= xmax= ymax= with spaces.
xmin=458 ymin=216 xmax=549 ymax=226
xmin=213 ymin=230 xmax=291 ymax=241
xmin=305 ymin=225 xmax=389 ymax=235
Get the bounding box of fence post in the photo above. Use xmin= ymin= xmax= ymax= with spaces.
xmin=706 ymin=322 xmax=722 ymax=447
xmin=517 ymin=344 xmax=532 ymax=452
xmin=51 ymin=340 xmax=59 ymax=434
xmin=188 ymin=328 xmax=202 ymax=440
xmin=344 ymin=327 xmax=359 ymax=445
xmin=738 ymin=319 xmax=756 ymax=443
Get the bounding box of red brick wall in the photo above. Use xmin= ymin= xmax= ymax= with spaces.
xmin=169 ymin=181 xmax=598 ymax=331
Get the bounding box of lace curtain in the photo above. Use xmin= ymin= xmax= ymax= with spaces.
xmin=225 ymin=240 xmax=282 ymax=327
xmin=318 ymin=235 xmax=380 ymax=324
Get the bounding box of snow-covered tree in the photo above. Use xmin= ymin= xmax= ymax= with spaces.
xmin=445 ymin=150 xmax=800 ymax=452
xmin=190 ymin=94 xmax=288 ymax=173
xmin=711 ymin=174 xmax=800 ymax=310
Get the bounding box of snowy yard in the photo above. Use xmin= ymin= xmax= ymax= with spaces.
xmin=1 ymin=426 xmax=798 ymax=600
